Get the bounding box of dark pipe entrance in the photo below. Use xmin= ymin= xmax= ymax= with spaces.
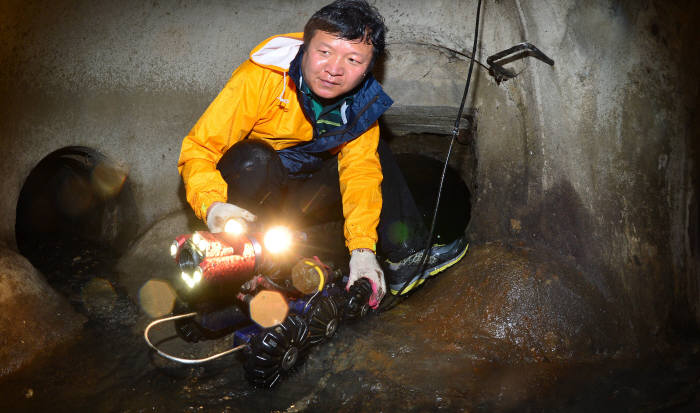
xmin=15 ymin=146 xmax=137 ymax=293
xmin=395 ymin=153 xmax=471 ymax=243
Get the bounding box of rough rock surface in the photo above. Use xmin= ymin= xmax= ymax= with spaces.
xmin=0 ymin=248 xmax=85 ymax=378
xmin=384 ymin=241 xmax=632 ymax=362
xmin=321 ymin=242 xmax=632 ymax=385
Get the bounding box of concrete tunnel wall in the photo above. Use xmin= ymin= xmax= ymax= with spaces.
xmin=0 ymin=0 xmax=698 ymax=352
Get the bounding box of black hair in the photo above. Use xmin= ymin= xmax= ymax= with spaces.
xmin=303 ymin=0 xmax=387 ymax=70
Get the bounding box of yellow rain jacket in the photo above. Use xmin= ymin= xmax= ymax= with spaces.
xmin=178 ymin=33 xmax=394 ymax=252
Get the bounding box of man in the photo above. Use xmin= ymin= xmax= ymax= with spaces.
xmin=178 ymin=0 xmax=468 ymax=309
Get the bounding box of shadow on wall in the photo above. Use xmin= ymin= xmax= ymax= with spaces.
xmin=514 ymin=179 xmax=682 ymax=341
xmin=15 ymin=146 xmax=139 ymax=274
xmin=516 ymin=180 xmax=619 ymax=301
xmin=518 ymin=181 xmax=600 ymax=270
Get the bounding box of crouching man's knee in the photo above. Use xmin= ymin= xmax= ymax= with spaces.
xmin=216 ymin=139 xmax=287 ymax=210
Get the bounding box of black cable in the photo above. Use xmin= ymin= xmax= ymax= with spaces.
xmin=395 ymin=0 xmax=482 ymax=295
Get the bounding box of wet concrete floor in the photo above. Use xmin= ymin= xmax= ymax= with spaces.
xmin=2 ymin=241 xmax=700 ymax=412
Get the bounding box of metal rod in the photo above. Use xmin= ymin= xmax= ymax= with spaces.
xmin=143 ymin=312 xmax=248 ymax=365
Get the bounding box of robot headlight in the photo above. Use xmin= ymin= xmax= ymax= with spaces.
xmin=181 ymin=267 xmax=203 ymax=289
xmin=189 ymin=232 xmax=209 ymax=254
xmin=170 ymin=240 xmax=179 ymax=258
xmin=263 ymin=226 xmax=293 ymax=254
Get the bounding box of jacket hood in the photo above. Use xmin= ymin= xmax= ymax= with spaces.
xmin=249 ymin=32 xmax=304 ymax=72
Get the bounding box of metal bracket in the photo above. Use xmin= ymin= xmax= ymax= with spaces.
xmin=486 ymin=42 xmax=555 ymax=84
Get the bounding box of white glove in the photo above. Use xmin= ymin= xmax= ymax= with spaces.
xmin=347 ymin=249 xmax=386 ymax=309
xmin=206 ymin=202 xmax=257 ymax=233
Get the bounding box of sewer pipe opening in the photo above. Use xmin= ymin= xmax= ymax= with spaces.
xmin=15 ymin=146 xmax=137 ymax=289
xmin=395 ymin=152 xmax=472 ymax=243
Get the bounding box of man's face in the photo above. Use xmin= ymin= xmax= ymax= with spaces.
xmin=301 ymin=30 xmax=374 ymax=100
